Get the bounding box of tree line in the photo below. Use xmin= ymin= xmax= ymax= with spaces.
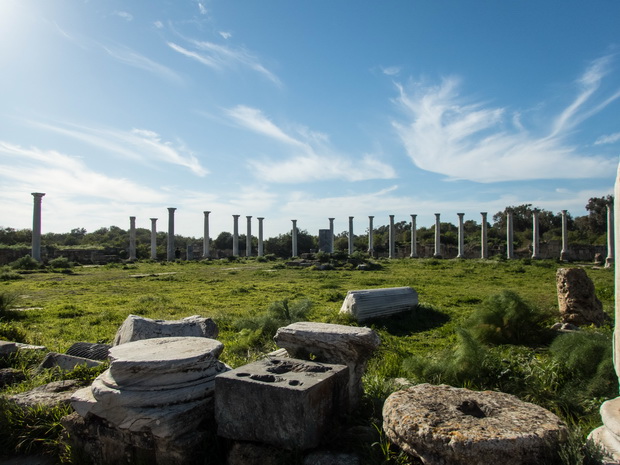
xmin=0 ymin=197 xmax=612 ymax=259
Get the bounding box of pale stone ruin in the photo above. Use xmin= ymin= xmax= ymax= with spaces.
xmin=556 ymin=267 xmax=607 ymax=327
xmin=339 ymin=286 xmax=418 ymax=322
xmin=383 ymin=383 xmax=568 ymax=465
xmin=113 ymin=314 xmax=218 ymax=346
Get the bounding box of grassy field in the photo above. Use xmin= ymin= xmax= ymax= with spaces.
xmin=0 ymin=257 xmax=616 ymax=463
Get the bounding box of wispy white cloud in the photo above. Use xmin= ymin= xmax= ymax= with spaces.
xmin=382 ymin=66 xmax=401 ymax=76
xmin=113 ymin=11 xmax=133 ymax=21
xmin=595 ymin=132 xmax=620 ymax=145
xmin=167 ymin=39 xmax=280 ymax=85
xmin=29 ymin=121 xmax=209 ymax=177
xmin=219 ymin=31 xmax=232 ymax=40
xmin=101 ymin=43 xmax=183 ymax=84
xmin=154 ymin=21 xmax=164 ymax=29
xmin=226 ymin=105 xmax=396 ymax=183
xmin=393 ymin=55 xmax=619 ymax=183
xmin=197 ymin=2 xmax=207 ymax=15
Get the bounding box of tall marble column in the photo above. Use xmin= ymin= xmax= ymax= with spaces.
xmin=410 ymin=214 xmax=418 ymax=258
xmin=150 ymin=218 xmax=158 ymax=260
xmin=560 ymin=210 xmax=568 ymax=261
xmin=292 ymin=220 xmax=298 ymax=257
xmin=348 ymin=216 xmax=354 ymax=255
xmin=506 ymin=209 xmax=514 ymax=260
xmin=129 ymin=216 xmax=137 ymax=260
xmin=606 ymin=203 xmax=614 ymax=268
xmin=246 ymin=216 xmax=252 ymax=257
xmin=203 ymin=211 xmax=211 ymax=259
xmin=433 ymin=213 xmax=441 ymax=258
xmin=167 ymin=207 xmax=176 ymax=261
xmin=388 ymin=215 xmax=395 ymax=259
xmin=368 ymin=216 xmax=374 ymax=256
xmin=31 ymin=193 xmax=45 ymax=261
xmin=257 ymin=217 xmax=265 ymax=257
xmin=457 ymin=213 xmax=465 ymax=259
xmin=328 ymin=218 xmax=335 ymax=253
xmin=480 ymin=212 xmax=488 ymax=259
xmin=531 ymin=209 xmax=541 ymax=259
xmin=232 ymin=215 xmax=240 ymax=256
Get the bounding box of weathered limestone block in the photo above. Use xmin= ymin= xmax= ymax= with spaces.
xmin=112 ymin=314 xmax=218 ymax=346
xmin=36 ymin=352 xmax=102 ymax=373
xmin=0 ymin=340 xmax=18 ymax=357
xmin=383 ymin=384 xmax=567 ymax=465
xmin=66 ymin=342 xmax=111 ymax=360
xmin=274 ymin=322 xmax=380 ymax=410
xmin=339 ymin=287 xmax=417 ymax=322
xmin=10 ymin=380 xmax=81 ymax=408
xmin=215 ymin=357 xmax=349 ymax=450
xmin=556 ymin=268 xmax=606 ymax=326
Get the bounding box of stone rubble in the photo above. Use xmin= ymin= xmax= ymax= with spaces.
xmin=556 ymin=267 xmax=607 ymax=326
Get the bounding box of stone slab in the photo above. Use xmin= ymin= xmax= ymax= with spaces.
xmin=10 ymin=380 xmax=81 ymax=408
xmin=36 ymin=352 xmax=102 ymax=373
xmin=66 ymin=342 xmax=111 ymax=361
xmin=215 ymin=357 xmax=349 ymax=450
xmin=339 ymin=286 xmax=418 ymax=322
xmin=0 ymin=340 xmax=18 ymax=356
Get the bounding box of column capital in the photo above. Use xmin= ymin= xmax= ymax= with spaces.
xmin=257 ymin=217 xmax=265 ymax=221
xmin=368 ymin=215 xmax=374 ymax=219
xmin=168 ymin=207 xmax=176 ymax=211
xmin=247 ymin=215 xmax=252 ymax=219
xmin=31 ymin=192 xmax=46 ymax=198
xmin=389 ymin=214 xmax=395 ymax=219
xmin=233 ymin=214 xmax=240 ymax=218
xmin=150 ymin=217 xmax=158 ymax=221
xmin=204 ymin=211 xmax=211 ymax=215
xmin=457 ymin=212 xmax=464 ymax=217
xmin=410 ymin=214 xmax=417 ymax=218
xmin=434 ymin=213 xmax=440 ymax=218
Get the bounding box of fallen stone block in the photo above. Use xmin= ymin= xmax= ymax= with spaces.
xmin=36 ymin=352 xmax=102 ymax=373
xmin=9 ymin=380 xmax=81 ymax=408
xmin=556 ymin=267 xmax=606 ymax=326
xmin=0 ymin=367 xmax=25 ymax=388
xmin=215 ymin=357 xmax=349 ymax=450
xmin=339 ymin=286 xmax=417 ymax=322
xmin=383 ymin=383 xmax=567 ymax=465
xmin=113 ymin=314 xmax=218 ymax=346
xmin=66 ymin=342 xmax=111 ymax=361
xmin=274 ymin=322 xmax=380 ymax=410
xmin=0 ymin=340 xmax=18 ymax=357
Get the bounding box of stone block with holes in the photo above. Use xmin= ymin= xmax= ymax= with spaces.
xmin=215 ymin=357 xmax=348 ymax=450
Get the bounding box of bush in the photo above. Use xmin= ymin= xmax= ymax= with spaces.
xmin=0 ymin=291 xmax=18 ymax=314
xmin=466 ymin=290 xmax=551 ymax=345
xmin=49 ymin=257 xmax=73 ymax=269
xmin=10 ymin=255 xmax=40 ymax=271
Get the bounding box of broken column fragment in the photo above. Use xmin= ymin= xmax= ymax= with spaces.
xmin=112 ymin=314 xmax=218 ymax=346
xmin=339 ymin=286 xmax=418 ymax=322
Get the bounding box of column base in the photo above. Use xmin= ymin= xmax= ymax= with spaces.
xmin=588 ymin=397 xmax=620 ymax=464
xmin=605 ymin=257 xmax=614 ymax=268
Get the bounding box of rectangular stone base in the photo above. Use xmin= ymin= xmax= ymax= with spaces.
xmin=215 ymin=357 xmax=348 ymax=450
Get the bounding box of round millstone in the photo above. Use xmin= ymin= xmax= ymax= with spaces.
xmin=109 ymin=337 xmax=223 ymax=385
xmin=383 ymin=384 xmax=567 ymax=465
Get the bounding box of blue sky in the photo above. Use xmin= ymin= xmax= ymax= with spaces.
xmin=1 ymin=0 xmax=619 ymax=239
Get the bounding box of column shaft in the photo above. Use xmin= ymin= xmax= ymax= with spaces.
xmin=433 ymin=213 xmax=441 ymax=258
xmin=203 ymin=211 xmax=211 ymax=258
xmin=368 ymin=216 xmax=374 ymax=255
xmin=129 ymin=216 xmax=137 ymax=260
xmin=606 ymin=204 xmax=614 ymax=267
xmin=457 ymin=213 xmax=465 ymax=259
xmin=329 ymin=218 xmax=335 ymax=253
xmin=480 ymin=212 xmax=488 ymax=259
xmin=348 ymin=216 xmax=354 ymax=255
xmin=292 ymin=220 xmax=298 ymax=257
xmin=410 ymin=215 xmax=418 ymax=258
xmin=560 ymin=210 xmax=568 ymax=261
xmin=150 ymin=218 xmax=158 ymax=260
xmin=232 ymin=215 xmax=240 ymax=256
xmin=506 ymin=210 xmax=514 ymax=260
xmin=31 ymin=193 xmax=45 ymax=261
xmin=532 ymin=210 xmax=540 ymax=259
xmin=258 ymin=218 xmax=265 ymax=257
xmin=389 ymin=215 xmax=395 ymax=259
xmin=167 ymin=208 xmax=176 ymax=261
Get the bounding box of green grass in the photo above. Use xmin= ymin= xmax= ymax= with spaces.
xmin=0 ymin=258 xmax=615 ymax=464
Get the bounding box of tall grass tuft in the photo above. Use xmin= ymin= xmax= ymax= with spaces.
xmin=466 ymin=290 xmax=552 ymax=345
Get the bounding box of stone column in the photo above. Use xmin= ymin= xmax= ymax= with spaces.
xmin=246 ymin=216 xmax=252 ymax=257
xmin=389 ymin=215 xmax=395 ymax=259
xmin=232 ymin=215 xmax=240 ymax=256
xmin=560 ymin=210 xmax=568 ymax=261
xmin=328 ymin=218 xmax=335 ymax=253
xmin=31 ymin=193 xmax=45 ymax=261
xmin=348 ymin=216 xmax=354 ymax=255
xmin=292 ymin=220 xmax=298 ymax=258
xmin=129 ymin=216 xmax=137 ymax=261
xmin=433 ymin=213 xmax=441 ymax=258
xmin=457 ymin=213 xmax=465 ymax=259
xmin=480 ymin=212 xmax=488 ymax=259
xmin=203 ymin=211 xmax=211 ymax=259
xmin=410 ymin=214 xmax=418 ymax=258
xmin=606 ymin=203 xmax=614 ymax=268
xmin=368 ymin=216 xmax=374 ymax=256
xmin=150 ymin=218 xmax=157 ymax=260
xmin=532 ymin=209 xmax=541 ymax=259
xmin=257 ymin=217 xmax=265 ymax=257
xmin=167 ymin=207 xmax=176 ymax=261
xmin=506 ymin=209 xmax=514 ymax=260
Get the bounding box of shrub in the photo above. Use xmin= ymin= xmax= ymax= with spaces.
xmin=10 ymin=255 xmax=40 ymax=271
xmin=49 ymin=257 xmax=73 ymax=269
xmin=0 ymin=291 xmax=18 ymax=314
xmin=0 ymin=267 xmax=23 ymax=281
xmin=0 ymin=322 xmax=26 ymax=343
xmin=466 ymin=290 xmax=551 ymax=345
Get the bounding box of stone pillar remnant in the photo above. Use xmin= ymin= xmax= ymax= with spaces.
xmin=166 ymin=208 xmax=176 ymax=261
xmin=560 ymin=210 xmax=569 ymax=261
xmin=480 ymin=212 xmax=488 ymax=259
xmin=129 ymin=216 xmax=137 ymax=261
xmin=31 ymin=193 xmax=45 ymax=262
xmin=368 ymin=216 xmax=374 ymax=256
xmin=506 ymin=210 xmax=514 ymax=260
xmin=457 ymin=213 xmax=465 ymax=259
xmin=532 ymin=209 xmax=541 ymax=259
xmin=433 ymin=213 xmax=441 ymax=258
xmin=410 ymin=214 xmax=418 ymax=258
xmin=203 ymin=211 xmax=211 ymax=259
xmin=328 ymin=218 xmax=335 ymax=253
xmin=150 ymin=218 xmax=157 ymax=260
xmin=606 ymin=203 xmax=614 ymax=268
xmin=257 ymin=217 xmax=264 ymax=257
xmin=232 ymin=215 xmax=240 ymax=256
xmin=292 ymin=220 xmax=298 ymax=258
xmin=348 ymin=216 xmax=354 ymax=255
xmin=389 ymin=215 xmax=395 ymax=259
xmin=246 ymin=216 xmax=252 ymax=257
